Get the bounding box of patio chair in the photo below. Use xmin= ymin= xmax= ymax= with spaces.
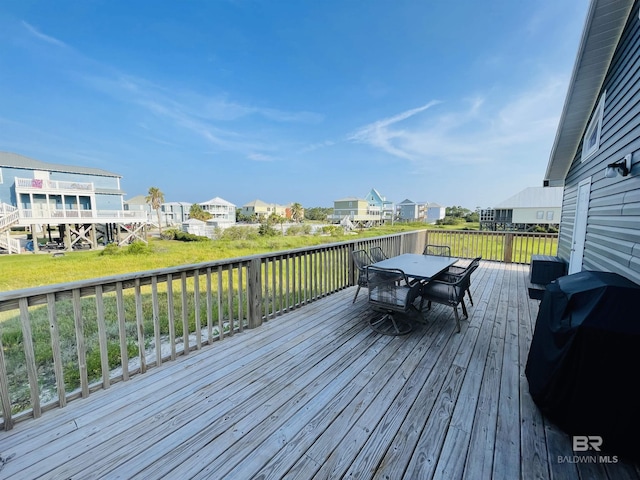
xmin=441 ymin=256 xmax=482 ymax=306
xmin=420 ymin=262 xmax=477 ymax=333
xmin=352 ymin=249 xmax=373 ymax=303
xmin=423 ymin=244 xmax=451 ymax=256
xmin=367 ymin=266 xmax=422 ymax=335
xmin=369 ymin=246 xmax=388 ymax=263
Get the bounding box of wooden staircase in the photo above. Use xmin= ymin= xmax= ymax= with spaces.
xmin=0 ymin=203 xmax=21 ymax=254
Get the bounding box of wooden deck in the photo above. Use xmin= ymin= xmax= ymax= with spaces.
xmin=0 ymin=261 xmax=638 ymax=479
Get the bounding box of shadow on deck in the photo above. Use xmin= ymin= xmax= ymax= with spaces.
xmin=0 ymin=261 xmax=638 ymax=479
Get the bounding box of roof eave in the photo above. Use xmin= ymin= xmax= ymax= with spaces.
xmin=544 ymin=0 xmax=633 ymax=185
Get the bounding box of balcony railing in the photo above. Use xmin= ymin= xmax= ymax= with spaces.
xmin=18 ymin=208 xmax=149 ymax=222
xmin=0 ymin=229 xmax=557 ymax=430
xmin=15 ymin=177 xmax=94 ymax=192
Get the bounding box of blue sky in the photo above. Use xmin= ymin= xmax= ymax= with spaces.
xmin=0 ymin=0 xmax=588 ymax=210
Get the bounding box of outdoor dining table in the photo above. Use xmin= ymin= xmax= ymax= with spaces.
xmin=369 ymin=253 xmax=459 ymax=282
xmin=365 ymin=253 xmax=460 ymax=331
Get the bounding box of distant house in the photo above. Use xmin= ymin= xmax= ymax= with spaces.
xmin=544 ymin=0 xmax=639 ymax=282
xmin=396 ymin=199 xmax=445 ymax=223
xmin=124 ymin=195 xmax=154 ymax=223
xmin=364 ymin=188 xmax=394 ymax=222
xmin=199 ymin=196 xmax=236 ymax=228
xmin=425 ymin=203 xmax=446 ymax=224
xmin=162 ymin=201 xmax=191 ymax=226
xmin=0 ymin=151 xmax=147 ymax=253
xmin=480 ymin=187 xmax=563 ymax=231
xmin=241 ymin=199 xmax=287 ymax=219
xmin=181 ymin=218 xmax=206 ymax=237
xmin=331 ymin=197 xmax=382 ymax=226
xmin=396 ymin=199 xmax=424 ymax=222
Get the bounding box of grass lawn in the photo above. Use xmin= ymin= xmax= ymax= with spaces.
xmin=1 ymin=223 xmax=474 ymax=291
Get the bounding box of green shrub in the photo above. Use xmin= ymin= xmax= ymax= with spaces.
xmin=221 ymin=226 xmax=253 ymax=241
xmin=320 ymin=225 xmax=342 ymax=236
xmin=258 ymin=224 xmax=278 ymax=237
xmin=161 ymin=229 xmax=179 ymax=240
xmin=286 ymin=224 xmax=312 ymax=236
xmin=173 ymin=231 xmax=210 ymax=242
xmin=100 ymin=243 xmax=121 ymax=256
xmin=126 ymin=241 xmax=153 ymax=255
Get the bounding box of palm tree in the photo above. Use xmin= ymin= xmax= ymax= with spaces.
xmin=269 ymin=213 xmax=286 ymax=235
xmin=290 ymin=203 xmax=304 ymax=223
xmin=145 ymin=186 xmax=165 ymax=235
xmin=189 ymin=203 xmax=212 ymax=221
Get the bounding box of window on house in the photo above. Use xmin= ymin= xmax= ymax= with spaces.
xmin=546 ymin=211 xmax=554 ymax=221
xmin=581 ymin=92 xmax=606 ymax=162
xmin=536 ymin=211 xmax=544 ymax=220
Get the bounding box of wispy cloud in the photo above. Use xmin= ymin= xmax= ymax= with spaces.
xmin=22 ymin=21 xmax=67 ymax=47
xmin=348 ymin=101 xmax=441 ymax=160
xmin=297 ymin=140 xmax=336 ymax=154
xmin=348 ymin=76 xmax=566 ymax=168
xmin=247 ymin=153 xmax=274 ymax=162
xmin=80 ymin=73 xmax=320 ymax=158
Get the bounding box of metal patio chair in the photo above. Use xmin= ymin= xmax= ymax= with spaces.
xmin=440 ymin=256 xmax=481 ymax=306
xmin=369 ymin=246 xmax=388 ymax=263
xmin=420 ymin=261 xmax=477 ymax=333
xmin=352 ymin=249 xmax=373 ymax=303
xmin=423 ymin=244 xmax=451 ymax=257
xmin=367 ymin=266 xmax=422 ymax=335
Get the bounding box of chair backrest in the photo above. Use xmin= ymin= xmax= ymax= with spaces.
xmin=467 ymin=256 xmax=482 ymax=274
xmin=369 ymin=246 xmax=388 ymax=263
xmin=455 ymin=256 xmax=481 ymax=288
xmin=352 ymin=249 xmax=372 ymax=271
xmin=367 ymin=266 xmax=419 ymax=311
xmin=423 ymin=244 xmax=451 ymax=257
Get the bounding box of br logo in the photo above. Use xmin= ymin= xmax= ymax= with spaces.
xmin=572 ymin=435 xmax=603 ymax=452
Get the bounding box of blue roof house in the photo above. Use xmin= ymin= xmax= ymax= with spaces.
xmin=0 ymin=152 xmax=147 ymax=253
xmin=364 ymin=188 xmax=394 ymax=222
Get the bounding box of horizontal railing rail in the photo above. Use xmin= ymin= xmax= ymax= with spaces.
xmin=17 ymin=209 xmax=149 ymax=222
xmin=0 ymin=233 xmax=21 ymax=254
xmin=0 ymin=204 xmax=20 ymax=232
xmin=15 ymin=177 xmax=94 ymax=192
xmin=0 ymin=229 xmax=556 ymax=429
xmin=424 ymin=230 xmax=558 ymax=264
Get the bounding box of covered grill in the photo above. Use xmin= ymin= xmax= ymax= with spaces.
xmin=526 ymin=270 xmax=640 ymax=461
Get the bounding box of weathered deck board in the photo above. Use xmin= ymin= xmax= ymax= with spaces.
xmin=0 ymin=261 xmax=639 ymax=480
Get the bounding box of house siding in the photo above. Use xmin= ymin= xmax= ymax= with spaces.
xmin=559 ymin=5 xmax=640 ymax=284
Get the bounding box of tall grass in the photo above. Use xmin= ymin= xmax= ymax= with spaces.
xmin=0 ymin=223 xmax=435 ymax=291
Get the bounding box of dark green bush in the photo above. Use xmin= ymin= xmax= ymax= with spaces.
xmin=160 ymin=229 xmax=179 ymax=240
xmin=100 ymin=243 xmax=121 ymax=256
xmin=258 ymin=224 xmax=278 ymax=237
xmin=126 ymin=241 xmax=153 ymax=255
xmin=173 ymin=231 xmax=210 ymax=242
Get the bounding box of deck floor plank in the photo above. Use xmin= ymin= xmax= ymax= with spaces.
xmin=0 ymin=261 xmax=638 ymax=480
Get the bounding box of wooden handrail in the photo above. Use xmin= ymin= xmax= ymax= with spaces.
xmin=0 ymin=229 xmax=557 ymax=429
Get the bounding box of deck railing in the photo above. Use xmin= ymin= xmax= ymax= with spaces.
xmin=0 ymin=229 xmax=557 ymax=429
xmin=423 ymin=230 xmax=558 ymax=263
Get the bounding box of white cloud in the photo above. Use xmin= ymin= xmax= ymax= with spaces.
xmin=348 ymin=76 xmax=567 ymax=169
xmin=247 ymin=153 xmax=274 ymax=162
xmin=348 ymin=101 xmax=441 ymax=160
xmin=298 ymin=140 xmax=336 ymax=154
xmin=22 ymin=21 xmax=66 ymax=47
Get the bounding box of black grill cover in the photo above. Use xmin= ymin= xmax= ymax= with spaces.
xmin=525 ymin=270 xmax=640 ymax=461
